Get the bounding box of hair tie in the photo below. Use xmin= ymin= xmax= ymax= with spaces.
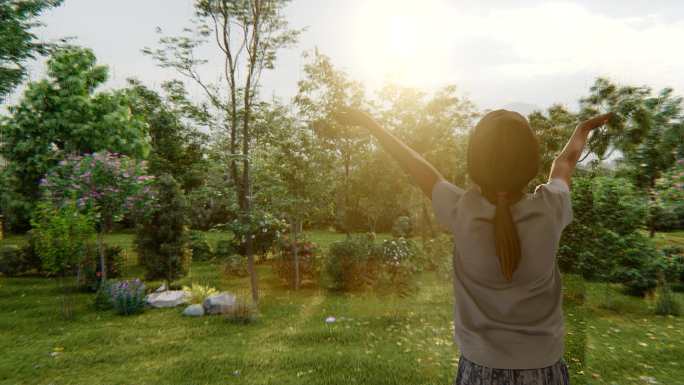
xmin=496 ymin=191 xmax=509 ymax=204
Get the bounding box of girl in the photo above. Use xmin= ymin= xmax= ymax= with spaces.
xmin=334 ymin=108 xmax=612 ymax=385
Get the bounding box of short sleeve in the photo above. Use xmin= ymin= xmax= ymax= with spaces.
xmin=431 ymin=180 xmax=465 ymax=232
xmin=537 ymin=178 xmax=573 ymax=229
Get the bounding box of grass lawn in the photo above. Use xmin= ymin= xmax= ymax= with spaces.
xmin=0 ymin=230 xmax=683 ymax=384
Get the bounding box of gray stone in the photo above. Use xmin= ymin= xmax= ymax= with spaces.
xmin=203 ymin=292 xmax=236 ymax=315
xmin=145 ymin=290 xmax=188 ymax=308
xmin=182 ymin=304 xmax=205 ymax=317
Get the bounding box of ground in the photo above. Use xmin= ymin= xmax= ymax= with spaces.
xmin=0 ymin=231 xmax=683 ymax=385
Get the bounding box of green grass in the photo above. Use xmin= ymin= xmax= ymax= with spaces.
xmin=1 ymin=230 xmax=683 ymax=384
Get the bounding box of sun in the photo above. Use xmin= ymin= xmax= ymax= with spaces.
xmin=353 ymin=0 xmax=452 ymax=87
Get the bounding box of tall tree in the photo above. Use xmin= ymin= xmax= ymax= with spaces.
xmin=125 ymin=79 xmax=209 ymax=192
xmin=294 ymin=50 xmax=368 ymax=234
xmin=145 ymin=0 xmax=300 ymax=304
xmin=579 ymin=78 xmax=684 ymax=236
xmin=0 ymin=0 xmax=63 ymax=103
xmin=0 ymin=47 xmax=149 ymax=231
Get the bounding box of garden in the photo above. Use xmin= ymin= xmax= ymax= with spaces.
xmin=1 ymin=1 xmax=684 ymax=384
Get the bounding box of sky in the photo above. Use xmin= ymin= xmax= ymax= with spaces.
xmin=9 ymin=0 xmax=684 ymax=116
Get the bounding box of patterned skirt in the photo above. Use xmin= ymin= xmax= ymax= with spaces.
xmin=454 ymin=355 xmax=571 ymax=385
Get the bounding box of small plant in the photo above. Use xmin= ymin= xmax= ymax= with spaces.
xmin=109 ymin=278 xmax=146 ymax=315
xmin=273 ymin=237 xmax=320 ymax=287
xmin=655 ymin=275 xmax=681 ymax=316
xmin=223 ymin=297 xmax=258 ymax=324
xmin=189 ymin=231 xmax=214 ymax=261
xmin=223 ymin=254 xmax=249 ymax=277
xmin=391 ymin=216 xmax=413 ymax=238
xmin=324 ymin=234 xmax=380 ymax=291
xmin=214 ymin=239 xmax=235 ymax=259
xmin=93 ymin=280 xmax=113 ymax=310
xmin=182 ymin=283 xmax=218 ymax=304
xmin=79 ymin=244 xmax=125 ymax=291
xmin=0 ymin=245 xmax=24 ymax=276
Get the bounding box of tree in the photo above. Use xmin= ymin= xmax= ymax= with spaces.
xmin=0 ymin=0 xmax=64 ymax=103
xmin=255 ymin=102 xmax=330 ymax=289
xmin=135 ymin=174 xmax=191 ymax=288
xmin=145 ymin=0 xmax=301 ymax=304
xmin=579 ymin=78 xmax=684 ymax=236
xmin=125 ymin=79 xmax=209 ymax=192
xmin=294 ymin=50 xmax=369 ymax=234
xmin=0 ymin=47 xmax=149 ymax=231
xmin=40 ymin=151 xmax=155 ymax=282
xmin=527 ymin=104 xmax=577 ymax=186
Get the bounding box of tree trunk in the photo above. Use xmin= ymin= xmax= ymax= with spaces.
xmin=97 ymin=231 xmax=106 ymax=282
xmin=291 ymin=219 xmax=300 ymax=290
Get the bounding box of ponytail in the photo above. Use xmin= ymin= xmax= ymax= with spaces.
xmin=494 ymin=192 xmax=521 ymax=282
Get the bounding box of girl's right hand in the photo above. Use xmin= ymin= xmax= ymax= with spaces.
xmin=578 ymin=112 xmax=614 ymax=132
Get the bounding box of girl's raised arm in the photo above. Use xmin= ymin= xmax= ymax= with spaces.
xmin=333 ymin=107 xmax=444 ymax=199
xmin=549 ymin=112 xmax=613 ymax=188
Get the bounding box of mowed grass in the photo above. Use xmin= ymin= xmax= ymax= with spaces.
xmin=0 ymin=231 xmax=682 ymax=384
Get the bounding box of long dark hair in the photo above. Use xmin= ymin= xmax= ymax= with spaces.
xmin=467 ymin=110 xmax=539 ymax=282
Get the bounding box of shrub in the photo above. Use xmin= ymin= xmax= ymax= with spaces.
xmin=79 ymin=244 xmax=125 ymax=291
xmin=136 ymin=174 xmax=191 ymax=285
xmin=30 ymin=200 xmax=95 ymax=276
xmin=611 ymin=233 xmax=662 ymax=297
xmin=324 ymin=234 xmax=381 ymax=291
xmin=93 ymin=280 xmax=113 ymax=310
xmin=324 ymin=234 xmax=418 ymax=295
xmin=659 ymin=246 xmax=684 ymax=284
xmin=558 ymin=176 xmax=658 ymax=289
xmin=422 ymin=234 xmax=454 ymax=279
xmin=391 ymin=216 xmax=413 ymax=238
xmin=273 ymin=237 xmax=320 ymax=287
xmin=189 ymin=231 xmax=213 ymax=262
xmin=182 ymin=283 xmax=218 ymax=304
xmin=214 ymin=240 xmax=235 ymax=259
xmin=0 ymin=245 xmax=24 ymax=276
xmin=109 ymin=278 xmax=146 ymax=315
xmin=223 ymin=297 xmax=258 ymax=324
xmin=222 ymin=210 xmax=288 ymax=256
xmin=655 ymin=280 xmax=681 ymax=316
xmin=223 ymin=254 xmax=249 ymax=277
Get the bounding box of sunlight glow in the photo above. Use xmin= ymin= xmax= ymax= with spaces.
xmin=353 ymin=0 xmax=453 ymax=87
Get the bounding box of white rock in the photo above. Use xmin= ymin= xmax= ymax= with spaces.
xmin=203 ymin=292 xmax=236 ymax=315
xmin=183 ymin=304 xmax=205 ymax=317
xmin=325 ymin=316 xmax=336 ymax=323
xmin=145 ymin=290 xmax=189 ymax=308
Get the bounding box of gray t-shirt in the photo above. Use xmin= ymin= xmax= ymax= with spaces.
xmin=432 ymin=178 xmax=572 ymax=369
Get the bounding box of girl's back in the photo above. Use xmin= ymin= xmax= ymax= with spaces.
xmin=433 ymin=177 xmax=572 ymax=369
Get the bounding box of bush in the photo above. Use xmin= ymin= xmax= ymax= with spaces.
xmin=136 ymin=174 xmax=191 ymax=285
xmin=660 ymin=246 xmax=684 ymax=284
xmin=189 ymin=231 xmax=213 ymax=262
xmin=273 ymin=237 xmax=320 ymax=287
xmin=223 ymin=253 xmax=249 ymax=277
xmin=79 ymin=244 xmax=125 ymax=291
xmin=109 ymin=279 xmax=146 ymax=315
xmin=30 ymin=200 xmax=95 ymax=276
xmin=223 ymin=297 xmax=258 ymax=324
xmin=0 ymin=245 xmax=24 ymax=276
xmin=391 ymin=216 xmax=413 ymax=238
xmin=214 ymin=240 xmax=235 ymax=259
xmin=324 ymin=234 xmax=418 ymax=295
xmin=221 ymin=210 xmax=288 ymax=256
xmin=611 ymin=233 xmax=662 ymax=297
xmin=558 ymin=176 xmax=658 ymax=289
xmin=422 ymin=234 xmax=454 ymax=279
xmin=182 ymin=283 xmax=218 ymax=304
xmin=324 ymin=234 xmax=381 ymax=291
xmin=93 ymin=280 xmax=113 ymax=310
xmin=655 ymin=281 xmax=681 ymax=316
